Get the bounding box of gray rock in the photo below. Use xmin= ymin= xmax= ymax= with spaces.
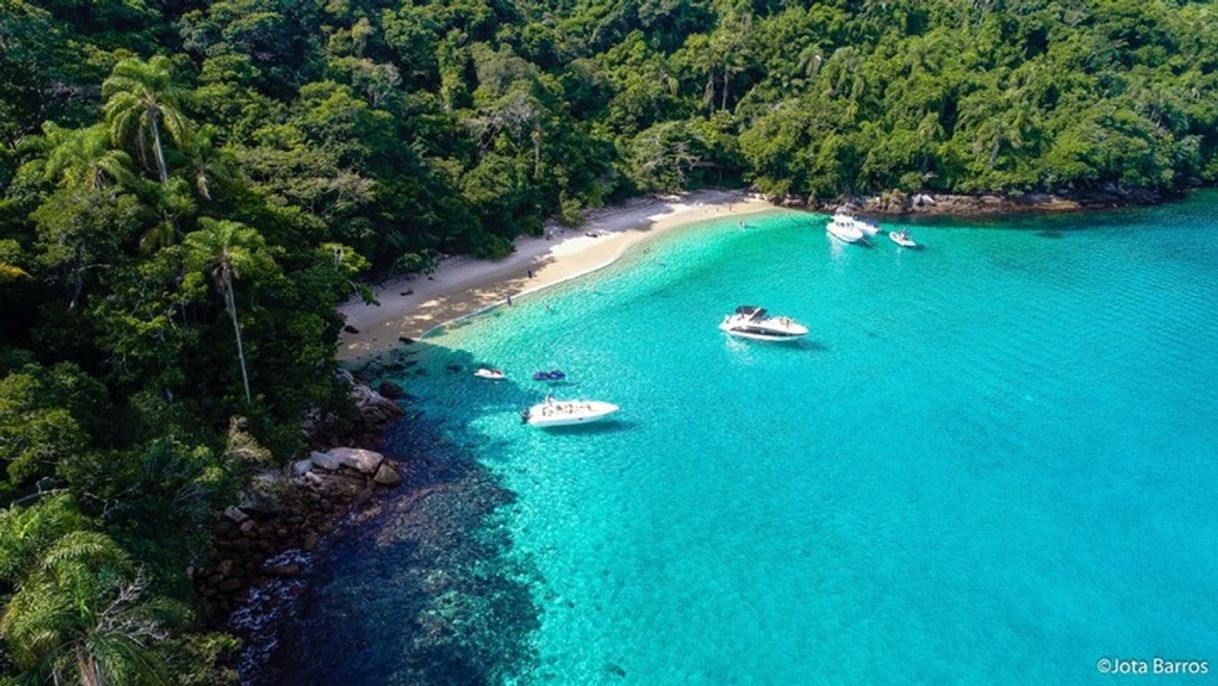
xmin=328 ymin=447 xmax=384 ymax=474
xmin=310 ymin=450 xmax=342 ymax=471
xmin=373 ymin=462 xmax=402 ymax=486
xmin=290 ymin=459 xmax=313 ymax=477
xmin=223 ymin=506 xmax=249 ymax=524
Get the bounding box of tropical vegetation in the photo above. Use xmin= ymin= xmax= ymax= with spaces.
xmin=3 ymin=0 xmax=1218 ymax=681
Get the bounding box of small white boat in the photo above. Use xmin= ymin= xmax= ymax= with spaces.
xmin=889 ymin=229 xmax=919 ymax=248
xmin=474 ymin=368 xmax=505 ymax=380
xmin=719 ymin=306 xmax=808 ymax=341
xmin=523 ymin=398 xmax=620 ymax=427
xmin=826 ymin=212 xmax=868 ymax=243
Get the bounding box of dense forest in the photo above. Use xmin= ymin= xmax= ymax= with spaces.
xmin=2 ymin=0 xmax=1218 ymax=682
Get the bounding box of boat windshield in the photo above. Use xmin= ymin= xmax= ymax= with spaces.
xmin=734 ymin=305 xmax=767 ymax=320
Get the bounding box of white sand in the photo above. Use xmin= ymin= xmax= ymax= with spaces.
xmin=337 ymin=189 xmax=778 ymax=361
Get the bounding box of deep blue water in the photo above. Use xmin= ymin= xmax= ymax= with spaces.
xmin=270 ymin=195 xmax=1218 ymax=684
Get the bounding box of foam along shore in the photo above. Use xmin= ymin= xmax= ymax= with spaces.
xmin=336 ymin=189 xmax=776 ymax=361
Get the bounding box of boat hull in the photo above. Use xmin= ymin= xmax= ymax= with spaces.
xmin=722 ymin=329 xmax=808 ymax=342
xmin=719 ymin=322 xmax=808 ymax=341
xmin=827 ymin=224 xmax=864 ymax=243
xmin=525 ymin=401 xmax=620 ymax=427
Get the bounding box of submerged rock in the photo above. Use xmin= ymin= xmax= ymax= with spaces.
xmin=378 ymin=380 xmax=404 ymax=399
xmin=261 ymin=563 xmax=301 ymax=577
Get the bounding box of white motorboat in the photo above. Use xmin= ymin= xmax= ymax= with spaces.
xmin=826 ymin=212 xmax=868 ymax=243
xmin=854 ymin=215 xmax=881 ymax=236
xmin=719 ymin=306 xmax=808 ymax=341
xmin=889 ymin=229 xmax=919 ymax=249
xmin=523 ymin=398 xmax=620 ymax=427
xmin=474 ymin=368 xmax=506 ymax=380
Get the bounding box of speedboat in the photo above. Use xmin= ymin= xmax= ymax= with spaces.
xmin=889 ymin=229 xmax=919 ymax=249
xmin=826 ymin=212 xmax=869 ymax=243
xmin=532 ymin=369 xmax=567 ymax=381
xmin=474 ymin=368 xmax=505 ymax=380
xmin=522 ymin=398 xmax=620 ymax=427
xmin=719 ymin=306 xmax=808 ymax=341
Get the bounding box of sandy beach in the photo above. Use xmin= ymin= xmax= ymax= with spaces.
xmin=336 ymin=189 xmax=778 ymax=361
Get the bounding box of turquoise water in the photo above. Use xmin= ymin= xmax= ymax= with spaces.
xmin=272 ymin=196 xmax=1218 ymax=684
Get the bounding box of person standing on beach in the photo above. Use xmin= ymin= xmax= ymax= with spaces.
xmin=507 ymin=295 xmax=513 ymax=306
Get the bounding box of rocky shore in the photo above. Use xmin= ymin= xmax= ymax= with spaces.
xmin=774 ymin=186 xmax=1168 ymax=216
xmin=193 ymin=371 xmax=405 ymax=622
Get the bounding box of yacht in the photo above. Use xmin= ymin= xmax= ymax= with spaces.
xmin=854 ymin=214 xmax=881 ymax=236
xmin=522 ymin=398 xmax=620 ymax=427
xmin=474 ymin=368 xmax=506 ymax=380
xmin=719 ymin=306 xmax=809 ymax=341
xmin=826 ymin=212 xmax=871 ymax=243
xmin=889 ymin=229 xmax=919 ymax=249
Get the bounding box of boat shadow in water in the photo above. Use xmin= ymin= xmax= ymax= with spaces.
xmin=535 ymin=419 xmax=637 ymax=434
xmin=797 ymin=339 xmax=831 ymax=352
xmin=534 ymin=379 xmax=575 ymax=388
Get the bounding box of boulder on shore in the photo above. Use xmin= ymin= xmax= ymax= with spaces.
xmin=349 ymin=383 xmax=403 ymax=422
xmin=310 ymin=450 xmax=342 ymax=471
xmin=327 ymin=447 xmax=385 ymax=474
xmin=291 ymin=459 xmax=313 ymax=477
xmin=223 ymin=506 xmax=249 ymax=524
xmin=373 ymin=462 xmax=402 ymax=486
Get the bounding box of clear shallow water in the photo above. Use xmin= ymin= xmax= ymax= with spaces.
xmin=275 ymin=196 xmax=1218 ymax=684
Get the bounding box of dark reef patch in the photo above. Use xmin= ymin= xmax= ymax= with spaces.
xmin=256 ymin=413 xmax=540 ymax=685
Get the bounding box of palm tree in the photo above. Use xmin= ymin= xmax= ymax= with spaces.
xmin=0 ymin=261 xmax=26 ymax=282
xmin=186 ymin=125 xmax=233 ymax=202
xmin=0 ymin=494 xmax=87 ymax=583
xmin=102 ymin=56 xmax=189 ymax=185
xmin=0 ymin=239 xmax=26 ymax=283
xmin=40 ymin=123 xmax=134 ymax=191
xmin=184 ymin=219 xmax=275 ymax=404
xmin=1 ymin=531 xmax=184 ymax=686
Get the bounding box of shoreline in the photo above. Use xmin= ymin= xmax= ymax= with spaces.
xmin=336 ymin=189 xmax=777 ymax=361
xmin=779 ymin=187 xmax=1171 ymax=216
xmin=335 ymin=184 xmax=1184 ymax=362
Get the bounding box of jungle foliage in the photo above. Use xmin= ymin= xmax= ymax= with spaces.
xmin=2 ymin=0 xmax=1217 ymax=681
